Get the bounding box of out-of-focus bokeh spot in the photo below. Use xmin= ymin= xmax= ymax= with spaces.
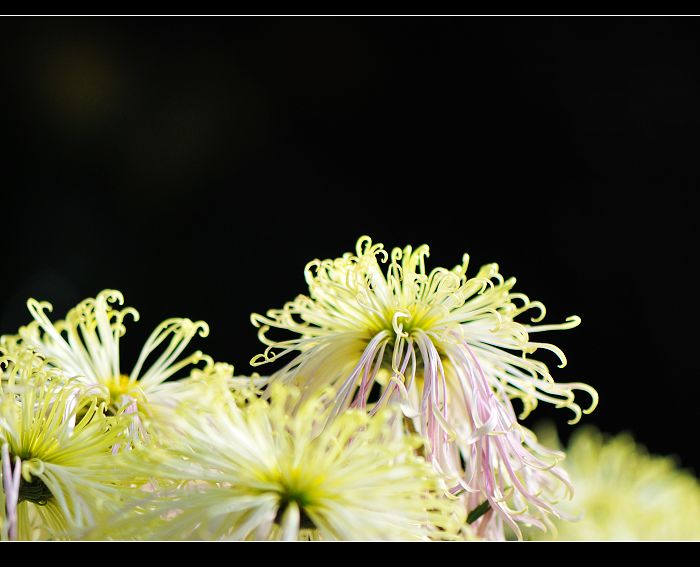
xmin=39 ymin=42 xmax=123 ymax=124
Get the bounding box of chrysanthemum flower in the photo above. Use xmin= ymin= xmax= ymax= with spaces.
xmin=88 ymin=382 xmax=463 ymax=541
xmin=0 ymin=349 xmax=133 ymax=540
xmin=4 ymin=289 xmax=211 ymax=444
xmin=527 ymin=426 xmax=700 ymax=541
xmin=250 ymin=236 xmax=598 ymax=539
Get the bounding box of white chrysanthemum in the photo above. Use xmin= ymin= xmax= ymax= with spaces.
xmin=528 ymin=426 xmax=700 ymax=541
xmin=88 ymin=383 xmax=464 ymax=541
xmin=250 ymin=236 xmax=598 ymax=539
xmin=0 ymin=349 xmax=133 ymax=540
xmin=5 ymin=289 xmax=211 ymax=444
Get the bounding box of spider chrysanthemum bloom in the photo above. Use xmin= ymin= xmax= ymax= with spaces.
xmin=250 ymin=236 xmax=598 ymax=539
xmin=0 ymin=350 xmax=133 ymax=540
xmin=527 ymin=426 xmax=700 ymax=541
xmin=90 ymin=383 xmax=463 ymax=541
xmin=3 ymin=289 xmax=211 ymax=444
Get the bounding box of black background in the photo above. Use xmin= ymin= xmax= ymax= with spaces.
xmin=1 ymin=17 xmax=697 ymax=471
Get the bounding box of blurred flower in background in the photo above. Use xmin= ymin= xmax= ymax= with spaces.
xmin=526 ymin=425 xmax=700 ymax=541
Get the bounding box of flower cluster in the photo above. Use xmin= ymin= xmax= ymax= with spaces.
xmin=0 ymin=281 xmax=460 ymax=541
xmin=0 ymin=236 xmax=608 ymax=541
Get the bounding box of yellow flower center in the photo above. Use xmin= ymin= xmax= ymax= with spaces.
xmin=107 ymin=374 xmax=136 ymax=402
xmin=365 ymin=305 xmax=438 ymax=340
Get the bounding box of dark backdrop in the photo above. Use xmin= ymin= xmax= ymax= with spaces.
xmin=1 ymin=17 xmax=697 ymax=471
